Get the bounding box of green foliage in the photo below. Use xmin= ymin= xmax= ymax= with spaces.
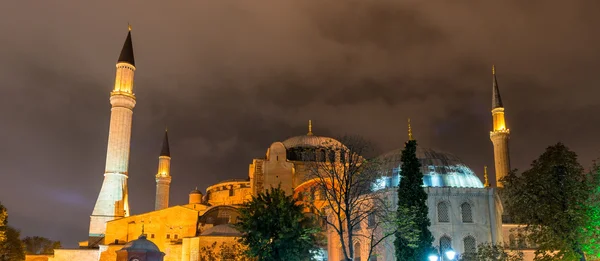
xmin=236 ymin=186 xmax=321 ymax=261
xmin=395 ymin=139 xmax=433 ymax=261
xmin=502 ymin=142 xmax=600 ymax=261
xmin=0 ymin=226 xmax=25 ymax=261
xmin=199 ymin=241 xmax=254 ymax=261
xmin=22 ymin=236 xmax=61 ymax=255
xmin=459 ymin=243 xmax=524 ymax=261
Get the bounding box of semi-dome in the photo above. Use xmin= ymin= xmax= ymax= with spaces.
xmin=375 ymin=147 xmax=484 ymax=190
xmin=120 ymin=234 xmax=161 ymax=252
xmin=200 ymin=224 xmax=242 ymax=237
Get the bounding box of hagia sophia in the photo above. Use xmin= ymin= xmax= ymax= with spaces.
xmin=35 ymin=28 xmax=534 ymax=261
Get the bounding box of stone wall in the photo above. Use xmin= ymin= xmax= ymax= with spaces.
xmin=25 ymin=255 xmax=51 ymax=261
xmin=48 ymin=249 xmax=99 ymax=261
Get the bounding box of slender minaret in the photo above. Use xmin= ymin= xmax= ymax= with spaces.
xmin=155 ymin=130 xmax=172 ymax=210
xmin=489 ymin=65 xmax=511 ymax=188
xmin=89 ymin=26 xmax=136 ymax=241
xmin=408 ymin=118 xmax=413 ymax=141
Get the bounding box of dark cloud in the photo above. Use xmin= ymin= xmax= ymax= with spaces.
xmin=0 ymin=0 xmax=598 ymax=247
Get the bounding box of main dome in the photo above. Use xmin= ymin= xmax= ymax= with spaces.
xmin=375 ymin=147 xmax=484 ymax=189
xmin=282 ymin=135 xmax=344 ymax=149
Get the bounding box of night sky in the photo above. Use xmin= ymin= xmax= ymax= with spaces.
xmin=1 ymin=0 xmax=599 ymax=247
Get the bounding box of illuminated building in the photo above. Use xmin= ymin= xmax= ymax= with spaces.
xmin=42 ymin=28 xmax=535 ymax=261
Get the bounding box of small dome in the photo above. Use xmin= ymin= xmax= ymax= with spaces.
xmin=190 ymin=188 xmax=202 ymax=195
xmin=121 ymin=234 xmax=161 ymax=252
xmin=282 ymin=135 xmax=344 ymax=149
xmin=200 ymin=224 xmax=241 ymax=237
xmin=376 ymin=147 xmax=484 ymax=189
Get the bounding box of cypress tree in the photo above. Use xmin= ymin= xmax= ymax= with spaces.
xmin=395 ymin=139 xmax=433 ymax=261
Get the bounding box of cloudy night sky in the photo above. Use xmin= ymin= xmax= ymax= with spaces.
xmin=0 ymin=0 xmax=599 ymax=247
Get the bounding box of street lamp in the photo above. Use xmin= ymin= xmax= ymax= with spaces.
xmin=428 ymin=247 xmax=457 ymax=261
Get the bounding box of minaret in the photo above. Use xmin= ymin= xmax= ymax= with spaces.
xmin=155 ymin=130 xmax=172 ymax=210
xmin=489 ymin=65 xmax=511 ymax=188
xmin=408 ymin=118 xmax=413 ymax=141
xmin=89 ymin=26 xmax=136 ymax=241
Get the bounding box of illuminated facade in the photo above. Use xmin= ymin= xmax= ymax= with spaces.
xmin=41 ymin=28 xmax=536 ymax=261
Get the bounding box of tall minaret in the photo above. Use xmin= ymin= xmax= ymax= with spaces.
xmin=89 ymin=26 xmax=136 ymax=241
xmin=155 ymin=130 xmax=172 ymax=211
xmin=489 ymin=65 xmax=511 ymax=188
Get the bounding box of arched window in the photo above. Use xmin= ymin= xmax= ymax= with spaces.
xmin=461 ymin=202 xmax=473 ymax=223
xmin=509 ymin=234 xmax=516 ymax=248
xmin=328 ymin=150 xmax=336 ymax=162
xmin=438 ymin=202 xmax=450 ymax=222
xmin=318 ymin=149 xmax=326 ymax=162
xmin=354 ymin=242 xmax=362 ymax=261
xmin=440 ymin=236 xmax=452 ymax=260
xmin=463 ymin=236 xmax=476 ymax=253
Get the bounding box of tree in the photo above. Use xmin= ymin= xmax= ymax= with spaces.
xmin=0 ymin=202 xmax=6 ymax=244
xmin=459 ymin=243 xmax=524 ymax=261
xmin=236 ymin=186 xmax=321 ymax=261
xmin=22 ymin=236 xmax=62 ymax=255
xmin=199 ymin=241 xmax=253 ymax=261
xmin=301 ymin=135 xmax=397 ymax=261
xmin=0 ymin=226 xmax=25 ymax=261
xmin=395 ymin=139 xmax=433 ymax=261
xmin=502 ymin=143 xmax=600 ymax=261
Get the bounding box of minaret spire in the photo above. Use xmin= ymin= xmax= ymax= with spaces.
xmin=90 ymin=27 xmax=137 ymax=244
xmin=307 ymin=120 xmax=313 ymax=136
xmin=492 ymin=65 xmax=503 ymax=109
xmin=160 ymin=129 xmax=170 ymax=157
xmin=155 ymin=129 xmax=172 ymax=211
xmin=408 ymin=118 xmax=413 ymax=141
xmin=118 ymin=25 xmax=135 ymax=66
xmin=489 ymin=65 xmax=511 ymax=188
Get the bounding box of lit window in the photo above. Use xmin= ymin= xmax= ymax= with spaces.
xmin=463 ymin=236 xmax=476 ymax=253
xmin=461 ymin=202 xmax=473 ymax=223
xmin=438 ymin=202 xmax=450 ymax=223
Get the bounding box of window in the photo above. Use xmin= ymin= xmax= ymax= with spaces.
xmin=229 ymin=189 xmax=234 ymax=197
xmin=318 ymin=149 xmax=326 ymax=162
xmin=438 ymin=202 xmax=449 ymax=223
xmin=463 ymin=236 xmax=476 ymax=253
xmin=328 ymin=150 xmax=336 ymax=162
xmin=174 ymin=234 xmax=178 ymax=239
xmin=150 ymin=234 xmax=155 ymax=239
xmin=354 ymin=242 xmax=362 ymax=261
xmin=509 ymin=234 xmax=516 ymax=248
xmin=440 ymin=236 xmax=452 ymax=260
xmin=368 ymin=212 xmax=376 ymax=228
xmin=166 ymin=234 xmax=170 ymax=239
xmin=461 ymin=202 xmax=473 ymax=223
xmin=517 ymin=234 xmax=526 ymax=249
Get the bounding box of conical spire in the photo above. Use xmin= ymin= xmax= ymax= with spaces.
xmin=492 ymin=65 xmax=503 ymax=109
xmin=160 ymin=129 xmax=170 ymax=157
xmin=117 ymin=26 xmax=135 ymax=66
